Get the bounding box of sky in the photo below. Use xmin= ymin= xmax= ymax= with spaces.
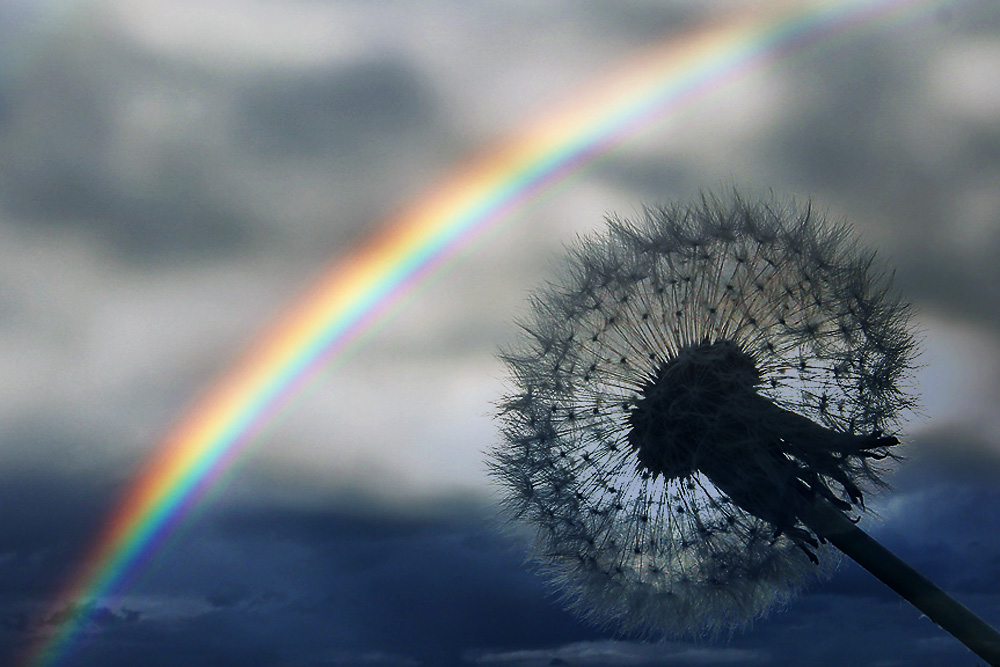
xmin=1 ymin=0 xmax=999 ymax=665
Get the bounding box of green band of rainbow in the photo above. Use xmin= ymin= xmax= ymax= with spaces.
xmin=22 ymin=1 xmax=945 ymax=664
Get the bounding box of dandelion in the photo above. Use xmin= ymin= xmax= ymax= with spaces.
xmin=490 ymin=192 xmax=1000 ymax=663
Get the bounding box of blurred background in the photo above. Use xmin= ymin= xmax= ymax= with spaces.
xmin=1 ymin=1 xmax=999 ymax=665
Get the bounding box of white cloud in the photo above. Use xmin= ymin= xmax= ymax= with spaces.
xmin=913 ymin=313 xmax=1000 ymax=444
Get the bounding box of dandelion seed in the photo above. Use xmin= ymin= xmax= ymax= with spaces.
xmin=489 ymin=192 xmax=1000 ymax=663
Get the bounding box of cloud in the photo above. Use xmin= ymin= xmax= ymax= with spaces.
xmin=0 ymin=489 xmax=596 ymax=666
xmin=234 ymin=59 xmax=435 ymax=160
xmin=735 ymin=592 xmax=982 ymax=667
xmin=37 ymin=602 xmax=141 ymax=630
xmin=4 ymin=453 xmax=995 ymax=667
xmin=321 ymin=651 xmax=423 ymax=667
xmin=466 ymin=640 xmax=768 ymax=666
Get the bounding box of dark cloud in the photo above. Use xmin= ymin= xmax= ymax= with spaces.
xmin=466 ymin=640 xmax=769 ymax=666
xmin=235 ymin=59 xmax=435 ymax=160
xmin=0 ymin=20 xmax=438 ymax=264
xmin=0 ymin=472 xmax=119 ymax=579
xmin=733 ymin=593 xmax=985 ymax=666
xmin=0 ymin=488 xmax=595 ymax=666
xmin=35 ymin=603 xmax=141 ymax=630
xmin=205 ymin=502 xmax=593 ymax=663
xmin=2 ymin=447 xmax=997 ymax=667
xmin=0 ymin=33 xmax=251 ymax=261
xmin=749 ymin=4 xmax=1000 ymax=332
xmin=570 ymin=1 xmax=703 ymax=42
xmin=763 ymin=34 xmax=915 ymax=194
xmin=0 ymin=473 xmax=127 ymax=661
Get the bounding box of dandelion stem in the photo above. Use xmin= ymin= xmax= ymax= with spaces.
xmin=801 ymin=499 xmax=1000 ymax=666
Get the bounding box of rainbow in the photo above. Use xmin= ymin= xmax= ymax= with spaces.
xmin=23 ymin=1 xmax=945 ymax=664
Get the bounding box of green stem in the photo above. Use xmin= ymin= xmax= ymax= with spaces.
xmin=800 ymin=500 xmax=1000 ymax=667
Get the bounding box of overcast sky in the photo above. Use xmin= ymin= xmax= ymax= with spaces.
xmin=1 ymin=1 xmax=999 ymax=665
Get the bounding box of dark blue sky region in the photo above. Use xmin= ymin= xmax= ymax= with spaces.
xmin=3 ymin=449 xmax=999 ymax=666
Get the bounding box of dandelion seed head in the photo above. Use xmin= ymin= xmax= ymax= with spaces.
xmin=490 ymin=192 xmax=919 ymax=637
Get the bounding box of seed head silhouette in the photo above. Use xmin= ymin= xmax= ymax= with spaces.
xmin=490 ymin=193 xmax=1000 ymax=662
